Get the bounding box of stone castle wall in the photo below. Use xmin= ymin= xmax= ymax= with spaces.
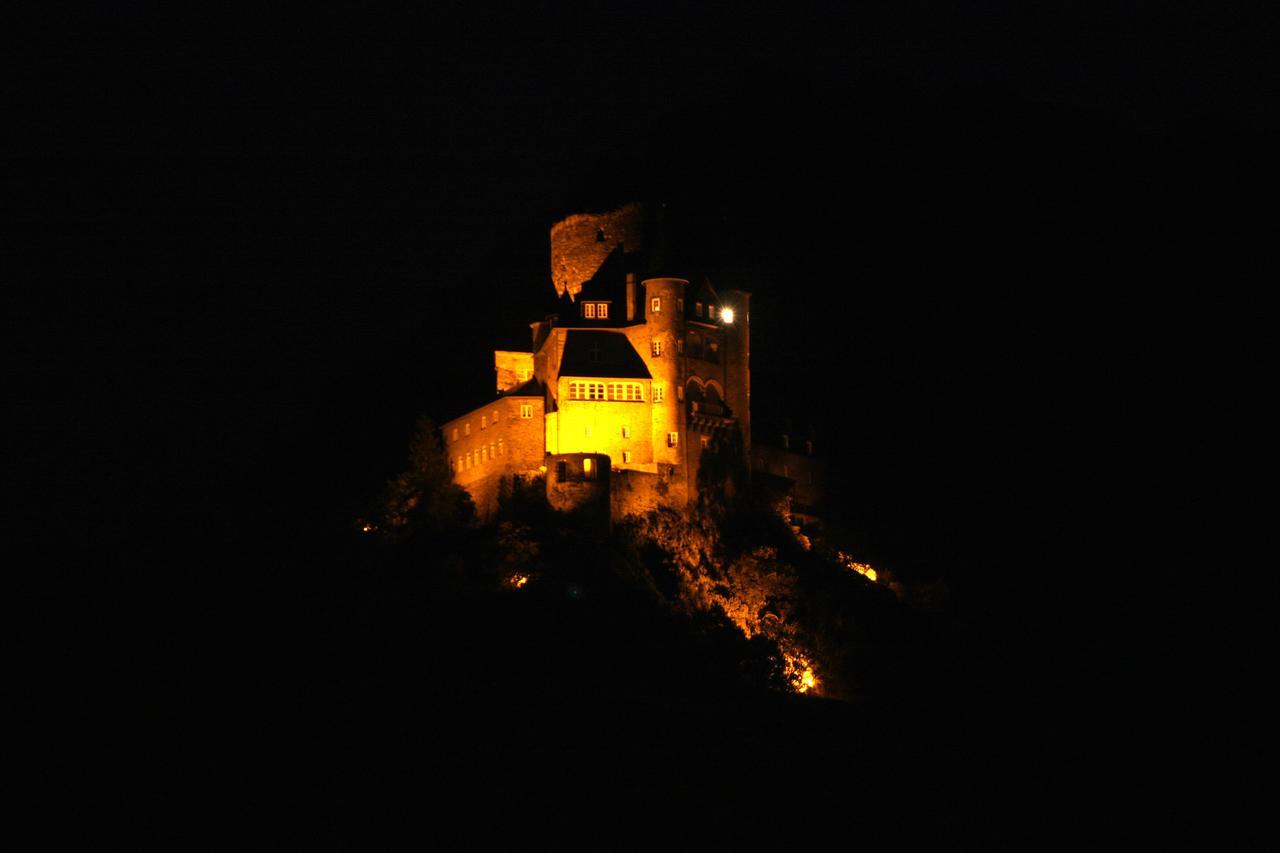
xmin=550 ymin=202 xmax=646 ymax=298
xmin=442 ymin=395 xmax=545 ymax=517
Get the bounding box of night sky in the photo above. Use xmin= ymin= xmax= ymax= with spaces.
xmin=10 ymin=2 xmax=1264 ymax=843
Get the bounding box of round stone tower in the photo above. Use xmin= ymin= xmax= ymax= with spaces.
xmin=550 ymin=202 xmax=646 ymax=299
xmin=641 ymin=277 xmax=688 ymax=497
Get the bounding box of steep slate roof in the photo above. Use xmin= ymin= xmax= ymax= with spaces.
xmin=558 ymin=330 xmax=651 ymax=379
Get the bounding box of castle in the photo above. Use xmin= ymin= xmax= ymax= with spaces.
xmin=441 ymin=202 xmax=821 ymax=523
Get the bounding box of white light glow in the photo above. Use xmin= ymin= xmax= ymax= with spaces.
xmin=721 ymin=307 xmax=734 ymax=324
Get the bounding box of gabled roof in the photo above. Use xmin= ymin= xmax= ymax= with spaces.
xmin=558 ymin=330 xmax=651 ymax=379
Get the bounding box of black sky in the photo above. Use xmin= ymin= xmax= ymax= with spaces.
xmin=9 ymin=1 xmax=1266 ymax=631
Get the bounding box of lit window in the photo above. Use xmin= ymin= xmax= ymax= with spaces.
xmin=464 ymin=423 xmax=470 ymax=436
xmin=677 ymin=386 xmax=684 ymax=402
xmin=696 ymin=302 xmax=703 ymax=317
xmin=583 ymin=303 xmax=595 ymax=319
xmin=651 ymin=340 xmax=663 ymax=357
xmin=667 ymin=432 xmax=679 ymax=447
xmin=653 ymin=385 xmax=664 ymax=402
xmin=490 ymin=442 xmax=495 ymax=459
xmin=623 ymin=450 xmax=632 ymax=463
xmin=583 ymin=458 xmax=593 ymax=476
xmin=493 ymin=410 xmax=499 ymax=423
xmin=709 ymin=305 xmax=717 ymax=319
xmin=720 ymin=307 xmax=734 ymax=324
xmin=651 ymin=297 xmax=661 ymax=313
xmin=452 ymin=428 xmax=458 ymax=441
xmin=701 ymin=437 xmax=710 ymax=449
xmin=677 ymin=339 xmax=684 ymax=355
xmin=622 ymin=425 xmax=630 ymax=438
xmin=482 ymin=446 xmax=487 ymax=461
xmin=498 ymin=439 xmax=504 ymax=455
xmin=466 ymin=452 xmax=472 ymax=468
xmin=520 ymin=404 xmax=532 ymax=419
xmin=597 ymin=303 xmax=608 ymax=319
xmin=481 ymin=416 xmax=487 ymax=430
xmin=607 ymin=382 xmax=643 ymax=401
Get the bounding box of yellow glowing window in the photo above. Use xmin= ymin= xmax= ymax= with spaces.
xmin=621 ymin=425 xmax=630 ymax=438
xmin=482 ymin=446 xmax=488 ymax=461
xmin=481 ymin=416 xmax=487 ymax=430
xmin=497 ymin=439 xmax=503 ymax=455
xmin=464 ymin=423 xmax=470 ymax=436
xmin=653 ymin=385 xmax=664 ymax=402
xmin=667 ymin=432 xmax=679 ymax=447
xmin=582 ymin=458 xmax=593 ymax=474
xmin=651 ymin=297 xmax=661 ymax=313
xmin=607 ymin=382 xmax=643 ymax=401
xmin=583 ymin=303 xmax=595 ymax=318
xmin=623 ymin=450 xmax=632 ymax=463
xmin=597 ymin=303 xmax=608 ymax=319
xmin=709 ymin=305 xmax=717 ymax=319
xmin=520 ymin=404 xmax=532 ymax=418
xmin=651 ymin=340 xmax=663 ymax=357
xmin=490 ymin=443 xmax=495 ymax=459
xmin=696 ymin=302 xmax=703 ymax=316
xmin=466 ymin=452 xmax=472 ymax=468
xmin=570 ymin=381 xmax=606 ymax=400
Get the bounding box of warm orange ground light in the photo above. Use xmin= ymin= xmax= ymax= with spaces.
xmin=508 ymin=573 xmax=530 ymax=588
xmin=838 ymin=552 xmax=880 ymax=584
xmin=783 ymin=651 xmax=819 ymax=694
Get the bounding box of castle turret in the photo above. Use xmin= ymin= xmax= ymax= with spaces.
xmin=720 ymin=288 xmax=751 ymax=457
xmin=638 ymin=277 xmax=688 ymax=500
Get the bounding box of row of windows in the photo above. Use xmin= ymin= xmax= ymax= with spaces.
xmin=568 ymin=381 xmax=644 ymax=402
xmin=455 ymin=439 xmax=505 ymax=472
xmin=581 ymin=302 xmax=609 ymax=319
xmin=451 ymin=405 xmax=533 ymax=440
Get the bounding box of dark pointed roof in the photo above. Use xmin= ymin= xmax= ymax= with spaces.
xmin=501 ymin=377 xmax=546 ymax=398
xmin=558 ymin=330 xmax=651 ymax=379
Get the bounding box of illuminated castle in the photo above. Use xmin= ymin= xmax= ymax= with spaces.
xmin=442 ymin=202 xmax=817 ymax=521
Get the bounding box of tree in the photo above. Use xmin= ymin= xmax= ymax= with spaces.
xmin=376 ymin=416 xmax=475 ymax=543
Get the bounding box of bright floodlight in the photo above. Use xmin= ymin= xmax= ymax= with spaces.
xmin=721 ymin=307 xmax=735 ymax=324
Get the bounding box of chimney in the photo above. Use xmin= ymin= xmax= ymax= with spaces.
xmin=625 ymin=272 xmax=636 ymax=322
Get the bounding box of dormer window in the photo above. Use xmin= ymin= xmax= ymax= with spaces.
xmin=583 ymin=303 xmax=595 ymax=319
xmin=696 ymin=302 xmax=703 ymax=317
xmin=581 ymin=302 xmax=608 ymax=319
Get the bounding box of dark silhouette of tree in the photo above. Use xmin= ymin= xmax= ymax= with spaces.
xmin=375 ymin=416 xmax=475 ymax=543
